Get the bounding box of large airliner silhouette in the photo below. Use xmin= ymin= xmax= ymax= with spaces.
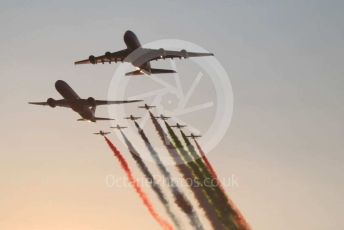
xmin=75 ymin=30 xmax=214 ymax=76
xmin=29 ymin=80 xmax=142 ymax=122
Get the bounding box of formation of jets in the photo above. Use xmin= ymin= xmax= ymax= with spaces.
xmin=92 ymin=116 xmax=200 ymax=138
xmin=75 ymin=30 xmax=214 ymax=76
xmin=29 ymin=30 xmax=210 ymax=138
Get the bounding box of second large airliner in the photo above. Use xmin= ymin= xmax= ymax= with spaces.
xmin=29 ymin=80 xmax=142 ymax=122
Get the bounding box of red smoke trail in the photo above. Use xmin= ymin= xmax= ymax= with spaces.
xmin=194 ymin=140 xmax=251 ymax=230
xmin=194 ymin=140 xmax=217 ymax=180
xmin=104 ymin=137 xmax=174 ymax=230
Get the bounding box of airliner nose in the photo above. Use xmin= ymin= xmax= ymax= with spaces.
xmin=55 ymin=80 xmax=67 ymax=90
xmin=124 ymin=30 xmax=136 ymax=41
xmin=124 ymin=30 xmax=134 ymax=36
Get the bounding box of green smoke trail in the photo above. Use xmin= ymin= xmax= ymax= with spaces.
xmin=133 ymin=121 xmax=204 ymax=230
xmin=149 ymin=112 xmax=225 ymax=229
xmin=164 ymin=122 xmax=235 ymax=229
xmin=120 ymin=131 xmax=181 ymax=229
xmin=193 ymin=138 xmax=251 ymax=230
xmin=180 ymin=129 xmax=231 ymax=205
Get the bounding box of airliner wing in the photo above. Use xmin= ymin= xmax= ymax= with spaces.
xmin=141 ymin=48 xmax=214 ymax=62
xmin=29 ymin=102 xmax=49 ymax=105
xmin=75 ymin=49 xmax=129 ymax=65
xmin=93 ymin=99 xmax=143 ymax=106
xmin=29 ymin=99 xmax=70 ymax=107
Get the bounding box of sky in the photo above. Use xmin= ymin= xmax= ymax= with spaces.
xmin=0 ymin=0 xmax=343 ymax=229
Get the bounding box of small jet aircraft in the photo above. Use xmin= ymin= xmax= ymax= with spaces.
xmin=74 ymin=30 xmax=214 ymax=76
xmin=93 ymin=130 xmax=111 ymax=136
xmin=124 ymin=115 xmax=141 ymax=121
xmin=111 ymin=124 xmax=127 ymax=130
xmin=29 ymin=80 xmax=142 ymax=122
xmin=138 ymin=104 xmax=156 ymax=110
xmin=155 ymin=114 xmax=171 ymax=120
xmin=170 ymin=123 xmax=187 ymax=129
xmin=186 ymin=133 xmax=202 ymax=139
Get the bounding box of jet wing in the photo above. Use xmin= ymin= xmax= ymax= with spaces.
xmin=141 ymin=48 xmax=214 ymax=62
xmin=74 ymin=49 xmax=129 ymax=65
xmin=29 ymin=102 xmax=49 ymax=105
xmin=92 ymin=99 xmax=143 ymax=106
xmin=29 ymin=99 xmax=70 ymax=107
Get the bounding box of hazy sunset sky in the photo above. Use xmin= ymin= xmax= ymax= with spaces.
xmin=1 ymin=0 xmax=343 ymax=229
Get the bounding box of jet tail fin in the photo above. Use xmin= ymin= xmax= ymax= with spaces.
xmin=125 ymin=68 xmax=176 ymax=76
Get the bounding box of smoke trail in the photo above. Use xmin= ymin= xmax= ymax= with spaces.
xmin=133 ymin=121 xmax=203 ymax=230
xmin=180 ymin=130 xmax=221 ymax=194
xmin=179 ymin=130 xmax=206 ymax=170
xmin=179 ymin=129 xmax=227 ymax=206
xmin=149 ymin=112 xmax=225 ymax=230
xmin=193 ymin=139 xmax=251 ymax=230
xmin=192 ymin=138 xmax=216 ymax=180
xmin=164 ymin=122 xmax=235 ymax=229
xmin=104 ymin=137 xmax=174 ymax=230
xmin=180 ymin=130 xmax=239 ymax=228
xmin=168 ymin=123 xmax=251 ymax=230
xmin=119 ymin=131 xmax=181 ymax=229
